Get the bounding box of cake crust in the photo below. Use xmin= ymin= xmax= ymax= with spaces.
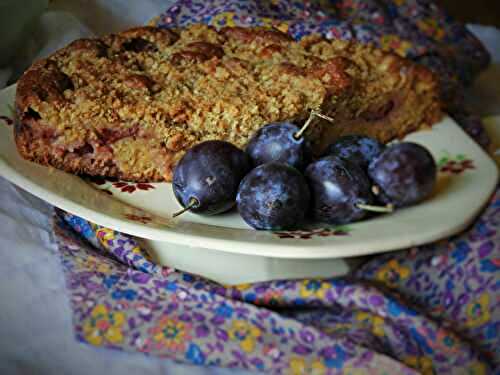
xmin=15 ymin=24 xmax=441 ymax=182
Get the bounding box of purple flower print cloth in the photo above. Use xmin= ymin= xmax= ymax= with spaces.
xmin=54 ymin=1 xmax=499 ymax=374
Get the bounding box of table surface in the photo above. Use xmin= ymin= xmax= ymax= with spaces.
xmin=0 ymin=2 xmax=499 ymax=374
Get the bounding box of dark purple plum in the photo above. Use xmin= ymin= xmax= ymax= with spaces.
xmin=236 ymin=162 xmax=310 ymax=230
xmin=368 ymin=142 xmax=437 ymax=207
xmin=173 ymin=140 xmax=252 ymax=215
xmin=323 ymin=135 xmax=385 ymax=169
xmin=245 ymin=122 xmax=311 ymax=170
xmin=305 ymin=156 xmax=375 ymax=224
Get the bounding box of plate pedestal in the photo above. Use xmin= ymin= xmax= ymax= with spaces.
xmin=140 ymin=238 xmax=365 ymax=284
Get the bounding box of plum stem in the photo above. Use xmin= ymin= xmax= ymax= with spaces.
xmin=356 ymin=203 xmax=394 ymax=213
xmin=293 ymin=109 xmax=335 ymax=140
xmin=172 ymin=197 xmax=199 ymax=218
xmin=313 ymin=111 xmax=336 ymax=123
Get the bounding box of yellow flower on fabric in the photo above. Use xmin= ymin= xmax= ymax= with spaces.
xmin=275 ymin=22 xmax=290 ymax=34
xmin=393 ymin=0 xmax=406 ymax=6
xmin=467 ymin=361 xmax=487 ymax=375
xmin=130 ymin=245 xmax=142 ymax=254
xmin=75 ymin=255 xmax=113 ymax=274
xmin=379 ymin=34 xmax=412 ymax=57
xmin=356 ymin=311 xmax=371 ymax=324
xmin=372 ymin=316 xmax=385 ymax=336
xmin=228 ymin=320 xmax=261 ymax=353
xmin=465 ymin=293 xmax=490 ymax=328
xmin=299 ymin=279 xmax=330 ymax=299
xmin=289 ymin=357 xmax=326 ymax=375
xmin=149 ymin=316 xmax=192 ymax=352
xmin=82 ymin=304 xmax=125 ymax=346
xmin=375 ymin=259 xmax=410 ymax=287
xmin=311 ymin=359 xmax=326 ymax=375
xmin=418 ymin=356 xmax=434 ymax=375
xmin=356 ymin=312 xmax=385 ymax=337
xmin=323 ymin=323 xmax=351 ymax=336
xmin=211 ymin=12 xmax=237 ymax=27
xmin=260 ymin=17 xmax=275 ymax=28
xmin=417 ymin=18 xmax=445 ymax=40
xmin=404 ymin=355 xmax=434 ymax=375
xmin=289 ymin=357 xmax=307 ymax=375
xmin=228 ymin=283 xmax=252 ymax=292
xmin=97 ymin=227 xmax=115 ymax=242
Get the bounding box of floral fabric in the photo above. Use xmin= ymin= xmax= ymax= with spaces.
xmin=54 ymin=1 xmax=499 ymax=374
xmin=55 ymin=193 xmax=499 ymax=374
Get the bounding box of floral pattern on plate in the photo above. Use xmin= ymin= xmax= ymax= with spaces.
xmin=438 ymin=153 xmax=476 ymax=174
xmin=274 ymin=227 xmax=351 ymax=239
xmin=112 ymin=181 xmax=156 ymax=194
xmin=84 ymin=176 xmax=156 ymax=195
xmin=123 ymin=213 xmax=153 ymax=224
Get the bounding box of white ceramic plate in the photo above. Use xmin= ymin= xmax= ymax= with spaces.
xmin=1 ymin=84 xmax=498 ymax=259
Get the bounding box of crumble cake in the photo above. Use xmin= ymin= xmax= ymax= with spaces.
xmin=15 ymin=24 xmax=441 ymax=182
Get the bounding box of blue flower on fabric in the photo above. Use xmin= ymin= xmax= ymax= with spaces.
xmin=111 ymin=289 xmax=137 ymax=301
xmin=103 ymin=275 xmax=120 ymax=288
xmin=446 ymin=279 xmax=455 ymax=291
xmin=323 ymin=345 xmax=347 ymax=369
xmin=81 ymin=223 xmax=96 ymax=240
xmin=480 ymin=259 xmax=499 ymax=272
xmin=245 ymin=293 xmax=257 ymax=303
xmin=185 ymin=343 xmax=205 ymax=365
xmin=388 ymin=299 xmax=417 ymax=317
xmin=293 ymin=297 xmax=306 ymax=306
xmin=65 ymin=215 xmax=95 ymax=240
xmin=252 ymin=358 xmax=265 ymax=370
xmin=410 ymin=328 xmax=433 ymax=354
xmin=137 ymin=263 xmax=153 ymax=274
xmin=451 ymin=241 xmax=470 ymax=263
xmin=474 ymin=222 xmax=494 ymax=238
xmin=386 ymin=3 xmax=399 ymax=18
xmin=165 ymin=281 xmax=178 ymax=292
xmin=215 ymin=303 xmax=234 ymax=319
xmin=484 ymin=322 xmax=497 ymax=340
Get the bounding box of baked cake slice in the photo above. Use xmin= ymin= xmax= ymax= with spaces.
xmin=15 ymin=24 xmax=441 ymax=182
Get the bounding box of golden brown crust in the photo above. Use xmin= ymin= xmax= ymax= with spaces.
xmin=15 ymin=24 xmax=441 ymax=182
